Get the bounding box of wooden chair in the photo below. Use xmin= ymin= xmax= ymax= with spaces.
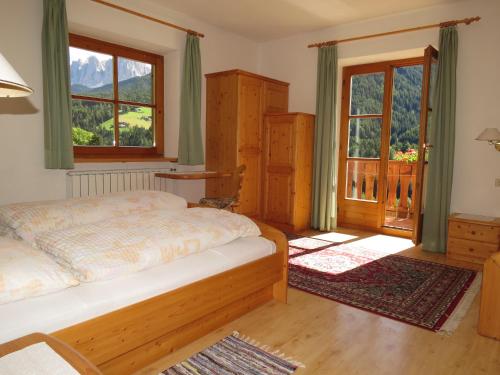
xmin=199 ymin=165 xmax=246 ymax=211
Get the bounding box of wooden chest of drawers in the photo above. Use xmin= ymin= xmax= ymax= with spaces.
xmin=447 ymin=213 xmax=500 ymax=265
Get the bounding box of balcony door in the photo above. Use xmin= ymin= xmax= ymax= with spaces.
xmin=338 ymin=54 xmax=436 ymax=240
xmin=338 ymin=63 xmax=392 ymax=230
xmin=413 ymin=46 xmax=438 ymax=244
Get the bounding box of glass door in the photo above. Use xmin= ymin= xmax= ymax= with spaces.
xmin=338 ymin=64 xmax=392 ymax=229
xmin=338 ymin=56 xmax=435 ymax=236
xmin=412 ymin=46 xmax=439 ymax=244
xmin=383 ymin=64 xmax=425 ymax=231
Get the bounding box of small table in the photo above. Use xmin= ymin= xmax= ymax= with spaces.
xmin=0 ymin=333 xmax=101 ymax=374
xmin=155 ymin=170 xmax=231 ymax=180
xmin=447 ymin=213 xmax=500 ymax=265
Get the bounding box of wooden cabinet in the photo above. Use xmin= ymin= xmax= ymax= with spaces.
xmin=447 ymin=213 xmax=500 ymax=265
xmin=262 ymin=113 xmax=315 ymax=233
xmin=205 ymin=70 xmax=289 ymax=218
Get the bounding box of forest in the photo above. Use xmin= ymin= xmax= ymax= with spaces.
xmin=348 ymin=65 xmax=423 ymax=159
xmin=71 ymin=74 xmax=153 ymax=147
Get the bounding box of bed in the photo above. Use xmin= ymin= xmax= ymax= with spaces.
xmin=0 ymin=192 xmax=288 ymax=374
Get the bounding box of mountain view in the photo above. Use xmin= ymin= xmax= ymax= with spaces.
xmin=70 ymin=56 xmax=151 ymax=91
xmin=70 ymin=49 xmax=154 ymax=147
xmin=349 ymin=65 xmax=423 ymax=159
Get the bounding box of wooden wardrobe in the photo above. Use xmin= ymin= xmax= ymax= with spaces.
xmin=205 ymin=69 xmax=289 ymax=218
xmin=262 ymin=113 xmax=315 ymax=233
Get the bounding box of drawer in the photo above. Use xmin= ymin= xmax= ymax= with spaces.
xmin=449 ymin=220 xmax=499 ymax=244
xmin=447 ymin=237 xmax=498 ymax=261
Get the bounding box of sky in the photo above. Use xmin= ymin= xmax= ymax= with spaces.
xmin=69 ymin=46 xmax=111 ymax=63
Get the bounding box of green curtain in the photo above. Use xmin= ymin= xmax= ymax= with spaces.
xmin=42 ymin=0 xmax=73 ymax=169
xmin=422 ymin=26 xmax=458 ymax=253
xmin=178 ymin=34 xmax=203 ymax=165
xmin=311 ymin=45 xmax=338 ymax=231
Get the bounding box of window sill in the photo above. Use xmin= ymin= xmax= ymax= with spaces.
xmin=74 ymin=156 xmax=178 ymax=163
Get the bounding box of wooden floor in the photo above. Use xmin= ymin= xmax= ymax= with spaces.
xmin=136 ymin=228 xmax=500 ymax=375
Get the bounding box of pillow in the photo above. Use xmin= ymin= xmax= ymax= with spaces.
xmin=0 ymin=238 xmax=79 ymax=304
xmin=0 ymin=191 xmax=187 ymax=244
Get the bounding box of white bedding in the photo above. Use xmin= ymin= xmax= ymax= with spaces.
xmin=0 ymin=238 xmax=78 ymax=304
xmin=36 ymin=208 xmax=261 ymax=282
xmin=0 ymin=191 xmax=187 ymax=244
xmin=0 ymin=236 xmax=275 ymax=344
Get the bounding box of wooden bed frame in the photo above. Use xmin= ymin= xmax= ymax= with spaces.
xmin=52 ymin=219 xmax=288 ymax=374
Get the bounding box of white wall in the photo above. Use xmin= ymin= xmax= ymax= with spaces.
xmin=258 ymin=0 xmax=500 ymax=217
xmin=0 ymin=0 xmax=260 ymax=205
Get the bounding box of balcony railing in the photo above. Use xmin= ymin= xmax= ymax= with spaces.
xmin=346 ymin=159 xmax=418 ymax=218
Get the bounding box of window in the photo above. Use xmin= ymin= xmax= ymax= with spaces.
xmin=69 ymin=34 xmax=164 ymax=159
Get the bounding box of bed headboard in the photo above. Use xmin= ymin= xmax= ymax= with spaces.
xmin=66 ymin=168 xmax=174 ymax=198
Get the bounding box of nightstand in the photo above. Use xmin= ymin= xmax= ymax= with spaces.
xmin=447 ymin=213 xmax=500 ymax=265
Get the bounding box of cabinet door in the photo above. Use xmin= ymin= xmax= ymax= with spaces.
xmin=236 ymin=75 xmax=264 ymax=217
xmin=263 ymin=116 xmax=295 ymax=225
xmin=264 ymin=82 xmax=289 ymax=113
xmin=205 ymin=75 xmax=238 ymax=198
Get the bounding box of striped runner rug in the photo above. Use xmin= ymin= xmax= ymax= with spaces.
xmin=161 ymin=332 xmax=303 ymax=374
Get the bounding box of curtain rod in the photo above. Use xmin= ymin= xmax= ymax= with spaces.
xmin=307 ymin=16 xmax=480 ymax=48
xmin=89 ymin=0 xmax=205 ymax=38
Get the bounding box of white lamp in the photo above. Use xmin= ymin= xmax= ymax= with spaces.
xmin=475 ymin=128 xmax=500 ymax=152
xmin=0 ymin=53 xmax=33 ymax=98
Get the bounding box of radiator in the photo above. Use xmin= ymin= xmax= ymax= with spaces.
xmin=66 ymin=168 xmax=175 ymax=198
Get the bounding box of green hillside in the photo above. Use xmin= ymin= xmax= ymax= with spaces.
xmin=71 ymin=74 xmax=153 ymax=147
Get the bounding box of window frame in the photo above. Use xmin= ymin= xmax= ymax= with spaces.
xmin=69 ymin=33 xmax=164 ymax=159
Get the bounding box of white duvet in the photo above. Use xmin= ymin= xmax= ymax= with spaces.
xmin=0 ymin=191 xmax=187 ymax=244
xmin=36 ymin=208 xmax=261 ymax=282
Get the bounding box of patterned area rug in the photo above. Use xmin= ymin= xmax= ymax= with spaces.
xmin=288 ymin=243 xmax=481 ymax=332
xmin=162 ymin=332 xmax=303 ymax=374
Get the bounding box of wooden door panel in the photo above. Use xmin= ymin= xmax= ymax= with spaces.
xmin=413 ymin=46 xmax=438 ymax=244
xmin=236 ymin=152 xmax=261 ymax=217
xmin=236 ymin=75 xmax=264 ymax=217
xmin=264 ymin=82 xmax=289 ymax=113
xmin=205 ymin=75 xmax=238 ymax=198
xmin=264 ymin=173 xmax=293 ymax=224
xmin=338 ymin=201 xmax=379 ymax=228
xmin=262 ymin=115 xmax=295 ymax=226
xmin=268 ymin=120 xmax=294 ymax=166
xmin=291 ymin=115 xmax=315 ymax=231
xmin=239 ymin=76 xmax=263 ymax=149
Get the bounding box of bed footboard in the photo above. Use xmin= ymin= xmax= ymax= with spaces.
xmin=254 ymin=219 xmax=288 ymax=303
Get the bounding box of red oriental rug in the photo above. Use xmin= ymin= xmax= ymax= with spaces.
xmin=288 ymin=243 xmax=481 ymax=332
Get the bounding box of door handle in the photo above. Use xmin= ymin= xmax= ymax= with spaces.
xmin=424 ymin=143 xmax=433 ymax=149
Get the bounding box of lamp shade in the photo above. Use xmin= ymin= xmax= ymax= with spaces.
xmin=475 ymin=128 xmax=500 ymax=141
xmin=0 ymin=53 xmax=33 ymax=97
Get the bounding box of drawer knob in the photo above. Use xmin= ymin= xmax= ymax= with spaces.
xmin=471 ymin=230 xmax=476 ymax=235
xmin=469 ymin=248 xmax=474 ymax=252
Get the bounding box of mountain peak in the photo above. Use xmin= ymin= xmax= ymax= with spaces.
xmin=70 ymin=57 xmax=151 ymax=89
